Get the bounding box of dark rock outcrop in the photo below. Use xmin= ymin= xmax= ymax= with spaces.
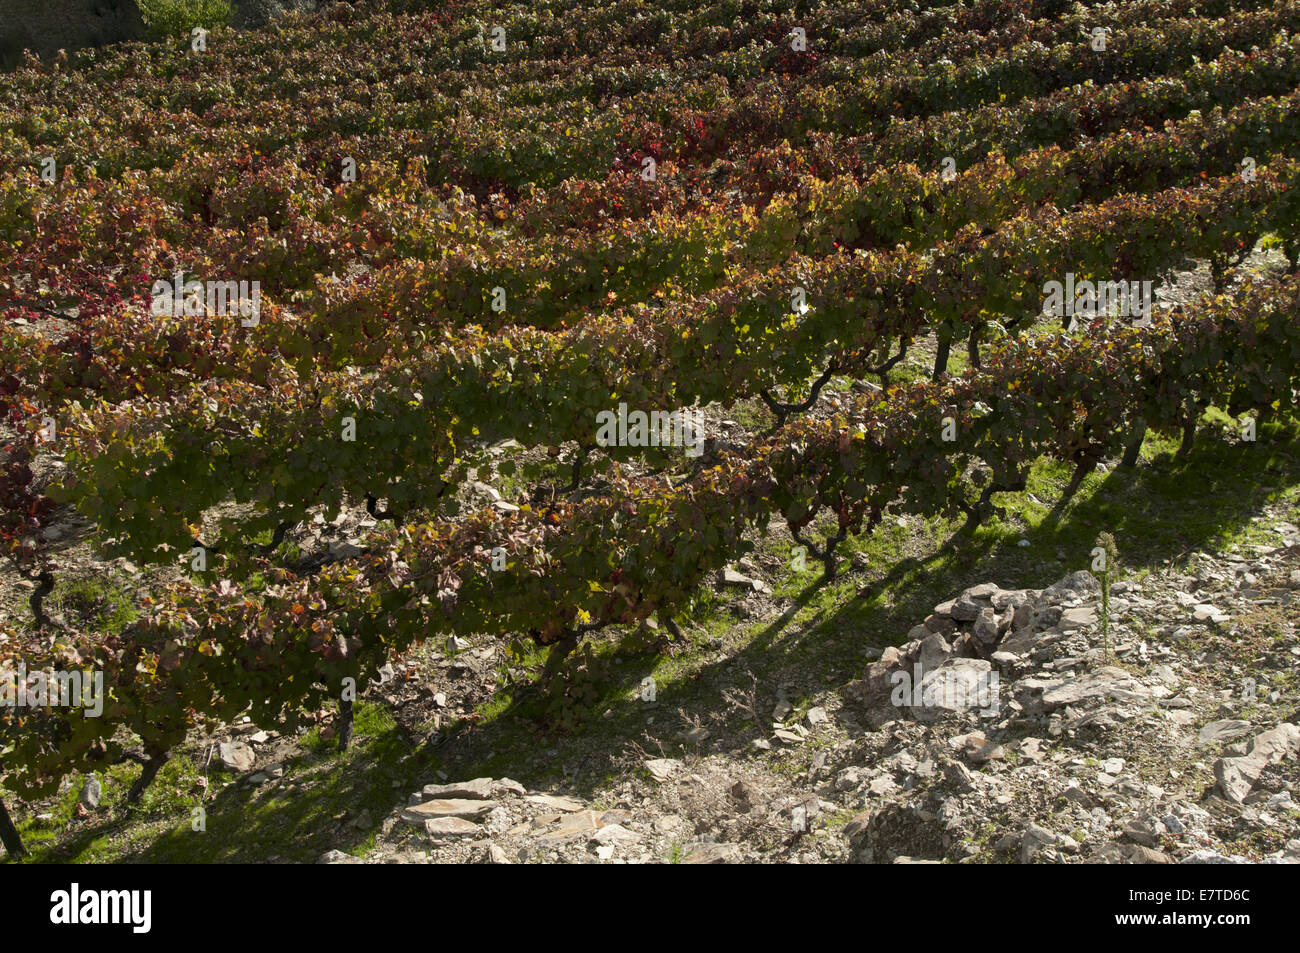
xmin=229 ymin=0 xmax=320 ymax=28
xmin=0 ymin=0 xmax=145 ymax=68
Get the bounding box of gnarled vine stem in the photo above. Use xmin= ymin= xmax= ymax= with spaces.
xmin=760 ymin=361 xmax=839 ymax=429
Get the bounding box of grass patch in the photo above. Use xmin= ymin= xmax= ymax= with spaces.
xmin=12 ymin=699 xmax=436 ymax=864
xmin=48 ymin=575 xmax=137 ymax=634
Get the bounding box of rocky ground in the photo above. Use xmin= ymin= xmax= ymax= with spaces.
xmin=301 ymin=516 xmax=1300 ymax=864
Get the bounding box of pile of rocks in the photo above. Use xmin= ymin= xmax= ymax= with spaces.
xmin=836 ymin=567 xmax=1300 ymax=864
xmin=320 ymin=774 xmax=744 ymax=865
xmin=320 ymin=549 xmax=1300 ymax=864
xmin=844 ymin=571 xmax=1168 ymax=738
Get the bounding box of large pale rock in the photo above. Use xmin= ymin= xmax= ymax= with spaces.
xmin=421 ymin=778 xmax=494 ymax=800
xmin=991 ymin=588 xmax=1035 ymax=611
xmin=1017 ymin=666 xmax=1151 ymax=713
xmin=491 ymin=778 xmax=528 ymax=797
xmin=402 ymin=798 xmax=496 ymax=825
xmin=1087 ymin=842 xmax=1173 ymax=864
xmin=590 ymin=824 xmax=638 ymax=846
xmin=1198 ymin=720 xmax=1253 ymax=745
xmin=219 ymin=741 xmax=255 ymax=772
xmin=918 ymin=633 xmax=952 ymax=671
xmin=843 ymin=647 xmax=905 ymax=708
xmin=525 ymin=793 xmax=585 ymax=813
xmin=1020 ymin=823 xmax=1063 ymax=863
xmin=1214 ymin=723 xmax=1300 ymax=804
xmin=923 ymin=612 xmax=957 ymax=635
xmin=79 ymin=777 xmax=102 ymax=810
xmin=905 ymin=658 xmax=1000 ymax=721
xmin=534 ymin=810 xmax=602 ymax=842
xmin=972 ymin=607 xmax=1001 ymax=645
xmin=1040 ymin=570 xmax=1101 ymax=601
xmin=423 ymin=817 xmax=482 ymax=837
xmin=643 ymin=759 xmax=681 ymax=782
xmin=1056 ymin=605 xmax=1099 ymax=631
xmin=950 ymin=593 xmax=984 ymax=622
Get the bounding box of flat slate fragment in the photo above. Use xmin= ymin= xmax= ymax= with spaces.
xmin=402 ymin=798 xmax=497 ymax=826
